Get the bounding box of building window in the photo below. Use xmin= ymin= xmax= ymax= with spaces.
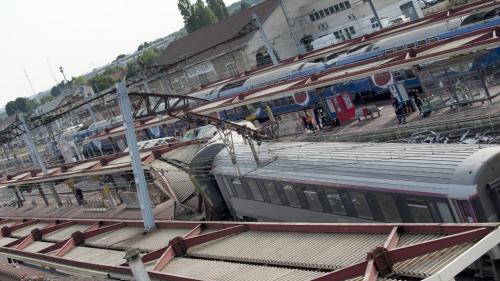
xmin=314 ymin=12 xmax=320 ymax=20
xmin=324 ymin=8 xmax=330 ymax=16
xmin=334 ymin=4 xmax=340 ymax=12
xmin=339 ymin=2 xmax=345 ymax=10
xmin=226 ymin=62 xmax=239 ymax=77
xmin=304 ymin=188 xmax=323 ymax=211
xmin=264 ymin=182 xmax=281 ymax=204
xmin=309 ymin=14 xmax=316 ymax=22
xmin=349 ymin=26 xmax=356 ymax=35
xmin=407 ymin=199 xmax=433 ymax=222
xmin=345 ymin=1 xmax=351 ymax=9
xmin=197 ymin=73 xmax=209 ymax=86
xmin=247 ymin=179 xmax=263 ymax=202
xmin=325 ymin=189 xmax=346 ymax=214
xmin=349 ymin=191 xmax=373 ymax=219
xmin=376 ymin=195 xmax=401 ymax=222
xmin=283 ymin=184 xmax=301 ymax=207
xmin=329 ymin=7 xmax=335 ymax=14
xmin=318 ymin=10 xmax=325 ymax=18
xmin=333 ymin=31 xmax=341 ymax=39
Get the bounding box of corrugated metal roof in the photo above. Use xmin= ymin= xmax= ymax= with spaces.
xmin=212 ymin=142 xmax=500 ymax=198
xmin=162 ymin=257 xmax=324 ymax=281
xmin=0 ymin=218 xmax=497 ymax=281
xmin=188 ymin=231 xmax=387 ymax=270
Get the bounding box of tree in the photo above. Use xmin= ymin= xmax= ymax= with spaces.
xmin=71 ymin=76 xmax=88 ymax=86
xmin=40 ymin=95 xmax=55 ymax=105
xmin=126 ymin=59 xmax=140 ymax=79
xmin=14 ymin=97 xmax=30 ymax=113
xmin=194 ymin=0 xmax=218 ymax=30
xmin=240 ymin=1 xmax=251 ymax=12
xmin=114 ymin=54 xmax=127 ymax=62
xmin=5 ymin=101 xmax=17 ymax=116
xmin=137 ymin=41 xmax=151 ymax=51
xmin=207 ymin=0 xmax=229 ymax=20
xmin=178 ymin=0 xmax=195 ymax=32
xmin=88 ymin=74 xmax=115 ymax=92
xmin=140 ymin=48 xmax=160 ymax=66
xmin=177 ymin=0 xmax=217 ymax=33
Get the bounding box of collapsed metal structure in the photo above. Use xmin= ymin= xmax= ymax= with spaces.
xmin=0 ymin=217 xmax=497 ymax=280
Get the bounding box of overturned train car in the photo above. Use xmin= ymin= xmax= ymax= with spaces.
xmin=191 ymin=142 xmax=500 ymax=224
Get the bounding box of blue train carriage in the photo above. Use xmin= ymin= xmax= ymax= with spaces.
xmin=218 ymin=90 xmax=320 ymax=123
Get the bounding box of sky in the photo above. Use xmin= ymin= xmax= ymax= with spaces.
xmin=0 ymin=0 xmax=240 ymax=108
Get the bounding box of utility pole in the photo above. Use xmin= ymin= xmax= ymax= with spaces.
xmin=367 ymin=0 xmax=383 ymax=30
xmin=279 ymin=0 xmax=304 ymax=55
xmin=252 ymin=13 xmax=279 ymax=66
xmin=23 ymin=68 xmax=37 ymax=96
xmin=19 ymin=115 xmax=62 ymax=207
xmin=116 ymin=81 xmax=156 ymax=232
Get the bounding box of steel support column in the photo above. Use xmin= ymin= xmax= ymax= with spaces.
xmin=19 ymin=115 xmax=61 ymax=207
xmin=116 ymin=82 xmax=156 ymax=232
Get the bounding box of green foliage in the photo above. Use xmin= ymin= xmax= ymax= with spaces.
xmin=40 ymin=95 xmax=55 ymax=105
xmin=239 ymin=1 xmax=251 ymax=12
xmin=114 ymin=54 xmax=127 ymax=62
xmin=5 ymin=97 xmax=38 ymax=116
xmin=71 ymin=76 xmax=88 ymax=86
xmin=137 ymin=42 xmax=151 ymax=51
xmin=126 ymin=59 xmax=140 ymax=79
xmin=178 ymin=0 xmax=218 ymax=33
xmin=207 ymin=0 xmax=229 ymax=20
xmin=5 ymin=101 xmax=17 ymax=116
xmin=140 ymin=48 xmax=161 ymax=66
xmin=88 ymin=74 xmax=116 ymax=92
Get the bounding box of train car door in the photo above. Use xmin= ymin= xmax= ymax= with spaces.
xmin=325 ymin=93 xmax=355 ymax=122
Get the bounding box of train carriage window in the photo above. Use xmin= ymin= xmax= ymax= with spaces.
xmin=376 ymin=195 xmax=402 ymax=222
xmin=436 ymin=201 xmax=455 ymax=223
xmin=339 ymin=2 xmax=345 ymax=10
xmin=417 ymin=39 xmax=427 ymax=46
xmin=231 ymin=179 xmax=247 ymax=199
xmin=263 ymin=182 xmax=282 ymax=204
xmin=246 ymin=179 xmax=264 ymax=202
xmin=334 ymin=4 xmax=340 ymax=12
xmin=304 ymin=188 xmax=323 ymax=211
xmin=324 ymin=8 xmax=331 ymax=16
xmin=309 ymin=14 xmax=316 ymax=22
xmin=325 ymin=189 xmax=346 ymax=214
xmin=457 ymin=200 xmax=476 ymax=223
xmin=329 ymin=7 xmax=335 ymax=14
xmin=222 ymin=177 xmax=234 ymax=198
xmin=319 ymin=10 xmax=325 ymax=18
xmin=282 ymin=184 xmax=301 ymax=208
xmin=407 ymin=199 xmax=433 ymax=222
xmin=406 ymin=42 xmax=416 ymax=49
xmin=349 ymin=191 xmax=373 ymax=219
xmin=345 ymin=1 xmax=351 ymax=8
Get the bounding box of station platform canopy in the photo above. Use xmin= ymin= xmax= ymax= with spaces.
xmin=0 ymin=217 xmax=497 ymax=280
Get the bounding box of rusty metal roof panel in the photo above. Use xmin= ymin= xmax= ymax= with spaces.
xmin=60 ymin=246 xmax=126 ymax=266
xmin=188 ymin=231 xmax=387 ymax=270
xmin=44 ymin=224 xmax=90 ymax=241
xmin=162 ymin=257 xmax=324 ymax=281
xmin=394 ymin=242 xmax=473 ymax=278
xmin=11 ymin=222 xmax=49 ymax=237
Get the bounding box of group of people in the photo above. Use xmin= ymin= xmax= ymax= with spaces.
xmin=301 ymin=102 xmax=338 ymax=132
xmin=392 ymin=88 xmax=425 ymax=125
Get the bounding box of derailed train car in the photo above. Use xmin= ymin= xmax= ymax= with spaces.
xmin=191 ymin=142 xmax=500 ymax=224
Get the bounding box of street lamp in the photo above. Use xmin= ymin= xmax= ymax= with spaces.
xmin=59 ymin=66 xmax=68 ymax=83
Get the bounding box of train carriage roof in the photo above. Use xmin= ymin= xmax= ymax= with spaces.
xmin=212 ymin=142 xmax=500 ymax=199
